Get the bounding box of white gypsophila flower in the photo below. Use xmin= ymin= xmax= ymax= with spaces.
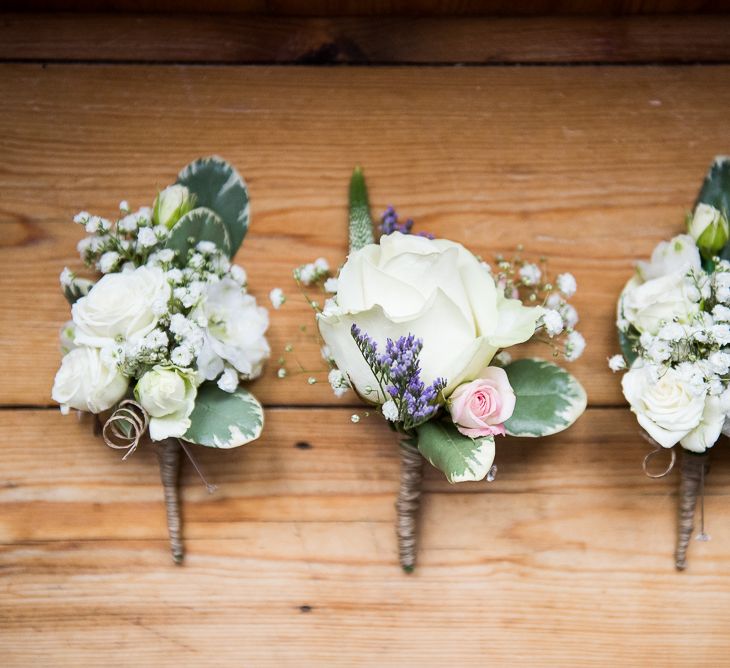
xmin=98 ymin=251 xmax=120 ymax=274
xmin=708 ymin=350 xmax=730 ymax=375
xmin=76 ymin=237 xmax=93 ymax=256
xmin=84 ymin=216 xmax=101 ymax=234
xmin=189 ymin=253 xmax=205 ymax=270
xmin=269 ymin=288 xmax=286 ymax=310
xmin=149 ymin=248 xmax=175 ymax=265
xmin=546 ymin=293 xmax=562 ymax=309
xmin=675 ymin=361 xmax=706 ymax=392
xmin=137 ymin=226 xmax=157 ymax=248
xmin=565 ymin=331 xmax=586 ymax=361
xmin=617 ymin=317 xmax=630 ymax=332
xmin=382 ymin=399 xmax=399 ymax=422
xmin=324 ymin=277 xmax=339 ymax=293
xmin=494 ymin=350 xmax=512 ymax=366
xmin=314 ymin=257 xmax=329 ymax=273
xmin=119 ymin=200 xmax=129 ymax=212
xmin=328 ymin=368 xmax=350 ymax=398
xmin=713 ymin=304 xmax=730 ymax=322
xmin=73 ymin=211 xmax=90 ymax=225
xmin=230 ymin=264 xmax=247 ymax=285
xmin=556 ymin=273 xmax=577 ymax=297
xmin=298 ymin=263 xmax=316 ymax=285
xmin=217 ymin=366 xmax=239 ymax=393
xmin=196 ymin=241 xmax=217 ymax=254
xmin=646 ymin=338 xmax=671 ymax=364
xmin=608 ymin=354 xmax=626 ymax=372
xmin=714 ymin=271 xmax=730 ymax=304
xmin=541 ymin=309 xmax=564 ymax=337
xmin=165 ymin=268 xmax=183 ymax=284
xmin=321 ymin=297 xmax=341 ymax=318
xmin=657 ymin=322 xmax=686 ymax=342
xmin=712 ymin=324 xmax=730 ymax=346
xmin=143 ymin=328 xmax=168 ymax=351
xmin=277 ymin=368 xmax=287 ymax=379
xmin=60 ymin=267 xmax=74 ymax=287
xmin=561 ymin=303 xmax=579 ymax=328
xmin=709 ymin=378 xmax=724 ymax=396
xmin=519 ymin=263 xmax=541 ymax=286
xmin=171 ymin=345 xmax=194 ymax=368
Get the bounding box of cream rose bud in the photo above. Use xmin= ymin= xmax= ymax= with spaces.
xmin=52 ymin=346 xmax=129 ymax=414
xmin=135 ymin=366 xmax=197 ymax=441
xmin=448 ymin=367 xmax=516 ymax=438
xmin=72 ymin=265 xmax=171 ymax=348
xmin=193 ymin=278 xmax=270 ymax=381
xmin=317 ymin=232 xmax=542 ymax=402
xmin=688 ymin=203 xmax=729 ymax=257
xmin=621 ymin=362 xmax=724 ymax=450
xmin=152 ymin=184 xmax=195 ymax=229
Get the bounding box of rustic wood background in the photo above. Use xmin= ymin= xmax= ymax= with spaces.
xmin=2 ymin=7 xmax=730 ymax=666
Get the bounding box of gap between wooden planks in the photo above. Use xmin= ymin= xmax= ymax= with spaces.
xmin=2 ymin=65 xmax=730 ymax=407
xmin=2 ymin=14 xmax=730 ymax=64
xmin=1 ymin=407 xmax=730 ymax=666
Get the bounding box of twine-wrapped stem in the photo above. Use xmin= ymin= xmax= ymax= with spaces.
xmin=396 ymin=439 xmax=424 ymax=573
xmin=675 ymin=449 xmax=711 ymax=571
xmin=155 ymin=438 xmax=184 ymax=565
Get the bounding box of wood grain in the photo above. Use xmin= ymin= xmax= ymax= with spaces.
xmin=2 ymin=407 xmax=730 ymax=666
xmin=2 ymin=64 xmax=730 ymax=406
xmin=3 ymin=14 xmax=730 ymax=64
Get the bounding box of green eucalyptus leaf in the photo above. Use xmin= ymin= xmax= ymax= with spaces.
xmin=618 ymin=327 xmax=640 ymax=367
xmin=62 ymin=277 xmax=94 ymax=305
xmin=176 ymin=156 xmax=249 ymax=257
xmin=349 ymin=166 xmax=375 ymax=252
xmin=695 ymin=156 xmax=730 ymax=216
xmin=503 ymin=358 xmax=587 ymax=438
xmin=184 ymin=383 xmax=264 ymax=449
xmin=416 ymin=421 xmax=495 ymax=483
xmin=164 ymin=207 xmax=230 ymax=260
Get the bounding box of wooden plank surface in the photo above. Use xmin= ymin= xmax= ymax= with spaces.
xmin=3 ymin=14 xmax=730 ymax=64
xmin=3 ymin=52 xmax=730 ymax=666
xmin=2 ymin=408 xmax=730 ymax=666
xmin=2 ymin=64 xmax=730 ymax=407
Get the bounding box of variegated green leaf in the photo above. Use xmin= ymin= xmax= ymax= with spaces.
xmin=184 ymin=383 xmax=263 ymax=448
xmin=164 ymin=207 xmax=230 ymax=260
xmin=177 ymin=156 xmax=249 ymax=257
xmin=416 ymin=421 xmax=495 ymax=483
xmin=503 ymin=358 xmax=586 ymax=437
xmin=349 ymin=166 xmax=375 ymax=252
xmin=696 ymin=155 xmax=730 ymax=218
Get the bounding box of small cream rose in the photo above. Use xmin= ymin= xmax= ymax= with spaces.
xmin=52 ymin=346 xmax=129 ymax=414
xmin=152 ymin=184 xmax=195 ymax=229
xmin=448 ymin=366 xmax=516 ymax=438
xmin=135 ymin=366 xmax=197 ymax=441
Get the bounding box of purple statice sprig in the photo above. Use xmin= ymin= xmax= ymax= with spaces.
xmin=350 ymin=324 xmax=446 ymax=431
xmin=379 ymin=206 xmax=434 ymax=240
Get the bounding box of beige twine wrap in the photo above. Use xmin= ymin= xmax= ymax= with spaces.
xmin=156 ymin=438 xmax=184 ymax=565
xmin=396 ymin=440 xmax=423 ymax=573
xmin=675 ymin=449 xmax=711 ymax=571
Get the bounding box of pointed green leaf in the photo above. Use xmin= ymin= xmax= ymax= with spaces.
xmin=349 ymin=166 xmax=375 ymax=252
xmin=618 ymin=327 xmax=639 ymax=367
xmin=164 ymin=207 xmax=230 ymax=260
xmin=503 ymin=358 xmax=586 ymax=437
xmin=177 ymin=156 xmax=249 ymax=257
xmin=416 ymin=421 xmax=495 ymax=483
xmin=695 ymin=156 xmax=730 ymax=217
xmin=184 ymin=383 xmax=264 ymax=449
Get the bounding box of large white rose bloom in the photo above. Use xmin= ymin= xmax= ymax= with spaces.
xmin=193 ymin=278 xmax=270 ymax=381
xmin=621 ymin=362 xmax=724 ymax=452
xmin=51 ymin=346 xmax=129 ymax=414
xmin=72 ymin=265 xmax=171 ymax=348
xmin=135 ymin=366 xmax=197 ymax=441
xmin=317 ymin=232 xmax=542 ymax=402
xmin=619 ymin=235 xmax=702 ymax=335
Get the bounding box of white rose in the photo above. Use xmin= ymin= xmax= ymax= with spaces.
xmin=193 ymin=277 xmax=270 ymax=381
xmin=152 ymin=184 xmax=195 ymax=229
xmin=619 ymin=270 xmax=699 ymax=335
xmin=135 ymin=366 xmax=197 ymax=441
xmin=72 ymin=265 xmax=171 ymax=348
xmin=317 ymin=232 xmax=542 ymax=402
xmin=52 ymin=346 xmax=129 ymax=414
xmin=689 ymin=203 xmax=729 ymax=257
xmin=621 ymin=362 xmax=723 ymax=450
xmin=637 ymin=234 xmax=700 ymax=281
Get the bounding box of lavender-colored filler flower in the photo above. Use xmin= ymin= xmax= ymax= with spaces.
xmin=351 ymin=324 xmax=446 ymax=429
xmin=379 ymin=206 xmax=434 ymax=240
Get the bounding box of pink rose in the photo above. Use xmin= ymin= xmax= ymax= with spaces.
xmin=448 ymin=367 xmax=516 ymax=438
